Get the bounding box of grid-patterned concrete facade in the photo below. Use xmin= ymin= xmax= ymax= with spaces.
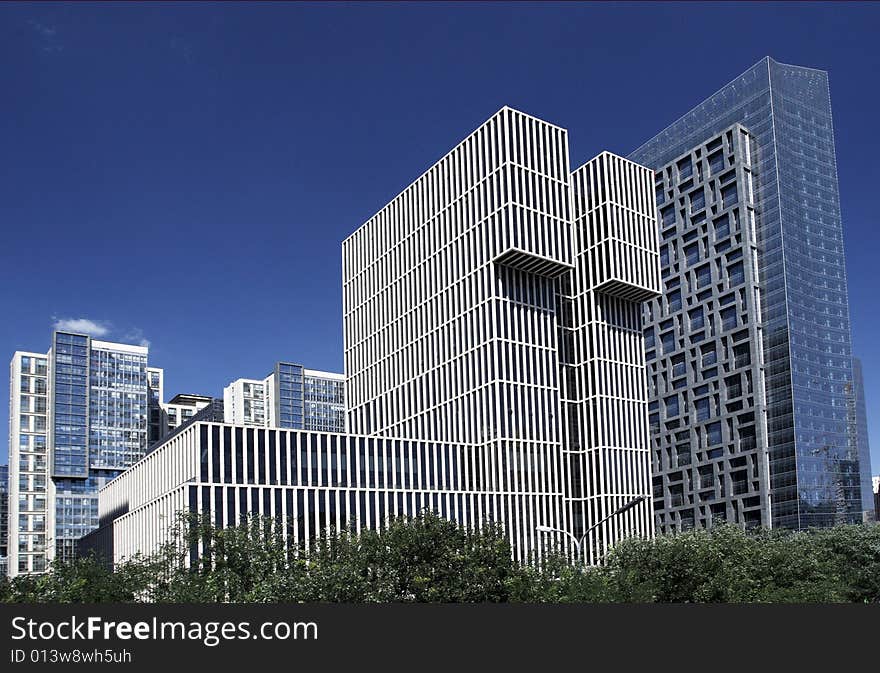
xmin=643 ymin=125 xmax=771 ymax=532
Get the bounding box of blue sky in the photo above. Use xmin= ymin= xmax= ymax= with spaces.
xmin=1 ymin=2 xmax=878 ymax=474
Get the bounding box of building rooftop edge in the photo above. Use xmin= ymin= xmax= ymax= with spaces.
xmin=628 ymin=56 xmax=828 ymax=160
xmin=341 ymin=105 xmax=566 ymax=246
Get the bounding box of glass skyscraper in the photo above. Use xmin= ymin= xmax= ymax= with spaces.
xmin=630 ymin=57 xmax=870 ymax=529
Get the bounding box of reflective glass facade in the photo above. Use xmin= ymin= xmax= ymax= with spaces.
xmin=275 ymin=363 xmax=304 ymax=429
xmin=630 ymin=57 xmax=867 ymax=528
xmin=89 ymin=345 xmax=148 ymax=470
xmin=852 ymin=358 xmax=873 ymax=519
xmin=303 ymin=370 xmax=345 ymax=433
xmin=49 ymin=334 xmax=152 ymax=562
xmin=51 ymin=333 xmax=89 ymax=478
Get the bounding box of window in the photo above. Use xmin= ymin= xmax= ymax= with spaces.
xmin=677 ymin=157 xmax=693 ymax=180
xmin=734 ymin=343 xmax=751 ymax=367
xmin=661 ymin=332 xmax=675 ymax=354
xmin=721 ymin=307 xmax=737 ymax=330
xmin=707 ymin=422 xmax=723 ymax=445
xmin=672 ymin=355 xmax=686 ymax=378
xmin=665 ymin=395 xmax=680 ymax=418
xmin=726 ymin=375 xmax=742 ymax=399
xmin=695 ymin=264 xmax=712 ymax=289
xmin=684 ymin=243 xmax=699 ymax=266
xmin=728 ymin=261 xmax=745 ymax=286
xmin=714 ymin=214 xmax=730 ymax=239
xmin=701 ymin=344 xmax=717 ymax=367
xmin=690 ymin=189 xmax=705 ymax=212
xmin=695 ymin=398 xmax=710 ymax=421
xmin=721 ymin=184 xmax=738 ymax=208
xmin=668 ymin=290 xmax=682 ymax=312
xmin=689 ymin=308 xmax=704 ymax=330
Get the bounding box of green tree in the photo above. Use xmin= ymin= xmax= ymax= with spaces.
xmin=3 ymin=511 xmax=878 ymax=604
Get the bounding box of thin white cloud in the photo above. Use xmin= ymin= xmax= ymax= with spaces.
xmin=28 ymin=20 xmax=64 ymax=53
xmin=122 ymin=327 xmax=151 ymax=349
xmin=52 ymin=317 xmax=110 ymax=337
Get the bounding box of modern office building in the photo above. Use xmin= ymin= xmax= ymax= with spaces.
xmin=7 ymin=332 xmax=163 ymax=576
xmin=89 ymin=107 xmax=660 ymax=566
xmin=87 ymin=422 xmax=492 ymax=564
xmin=630 ymin=57 xmax=869 ymax=531
xmin=852 ymin=358 xmax=874 ymax=521
xmin=344 ymin=108 xmax=659 ymax=562
xmin=223 ymin=363 xmax=345 ymax=434
xmin=0 ymin=464 xmax=8 ymax=575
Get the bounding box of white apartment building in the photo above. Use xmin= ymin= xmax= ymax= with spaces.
xmin=8 ymin=352 xmax=51 ymax=575
xmin=161 ymin=393 xmax=214 ymax=439
xmin=223 ymin=378 xmax=268 ymax=427
xmin=223 ymin=363 xmax=345 ymax=433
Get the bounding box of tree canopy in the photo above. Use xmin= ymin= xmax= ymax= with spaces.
xmin=2 ymin=512 xmax=878 ymax=603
